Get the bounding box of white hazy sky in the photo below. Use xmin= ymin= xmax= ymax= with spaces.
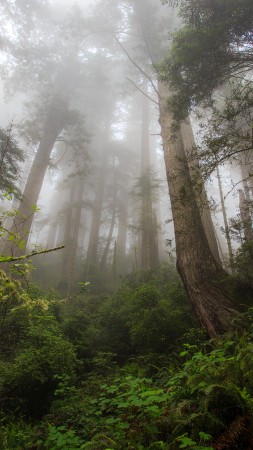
xmin=51 ymin=0 xmax=95 ymax=13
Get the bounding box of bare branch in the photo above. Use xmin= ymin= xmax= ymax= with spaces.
xmin=126 ymin=77 xmax=159 ymax=105
xmin=114 ymin=36 xmax=159 ymax=97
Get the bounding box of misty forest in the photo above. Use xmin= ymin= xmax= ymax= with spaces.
xmin=1 ymin=0 xmax=253 ymax=448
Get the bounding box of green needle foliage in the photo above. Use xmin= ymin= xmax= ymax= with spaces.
xmin=0 ymin=124 xmax=24 ymax=197
xmin=159 ymin=0 xmax=253 ymax=123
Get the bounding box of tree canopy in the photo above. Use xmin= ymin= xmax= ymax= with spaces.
xmin=160 ymin=0 xmax=253 ymax=122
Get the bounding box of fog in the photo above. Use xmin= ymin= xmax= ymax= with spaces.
xmin=0 ymin=0 xmax=250 ymax=294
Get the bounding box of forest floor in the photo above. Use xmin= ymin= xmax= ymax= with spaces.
xmin=0 ymin=263 xmax=253 ymax=449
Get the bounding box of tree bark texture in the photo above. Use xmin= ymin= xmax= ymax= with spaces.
xmin=158 ymin=81 xmax=238 ymax=338
xmin=180 ymin=119 xmax=221 ymax=264
xmin=8 ymin=98 xmax=67 ymax=255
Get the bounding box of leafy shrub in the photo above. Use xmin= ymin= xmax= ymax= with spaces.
xmin=0 ymin=271 xmax=77 ymax=417
xmin=42 ymin=425 xmax=85 ymax=450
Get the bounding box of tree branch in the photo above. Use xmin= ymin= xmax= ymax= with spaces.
xmin=0 ymin=245 xmax=65 ymax=262
xmin=114 ymin=36 xmax=159 ymax=97
xmin=205 ymin=146 xmax=253 ymax=177
xmin=126 ymin=77 xmax=159 ymax=105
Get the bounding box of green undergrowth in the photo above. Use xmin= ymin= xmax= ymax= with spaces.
xmin=0 ymin=264 xmax=253 ymax=448
xmin=1 ymin=323 xmax=253 ymax=449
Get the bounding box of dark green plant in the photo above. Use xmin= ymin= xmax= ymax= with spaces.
xmin=159 ymin=0 xmax=253 ymax=123
xmin=41 ymin=425 xmax=85 ymax=450
xmin=0 ymin=268 xmax=77 ymax=418
xmin=0 ymin=123 xmax=24 ymax=196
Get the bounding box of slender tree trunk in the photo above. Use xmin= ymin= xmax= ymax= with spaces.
xmin=47 ymin=223 xmax=57 ymax=249
xmin=59 ymin=179 xmax=84 ymax=294
xmin=112 ymin=241 xmax=117 ymax=289
xmin=100 ymin=161 xmax=117 ymax=270
xmin=59 ymin=182 xmax=77 ymax=292
xmin=239 ymin=189 xmax=253 ymax=242
xmin=151 ymin=141 xmax=166 ymax=261
xmin=141 ymin=90 xmax=152 ymax=269
xmin=240 ymin=153 xmax=253 ymax=193
xmin=140 ymin=90 xmax=159 ymax=269
xmin=86 ymin=123 xmax=110 ymax=266
xmin=117 ymin=188 xmax=128 ymax=273
xmin=216 ymin=166 xmax=234 ymax=266
xmin=100 ymin=208 xmax=116 ymax=270
xmin=158 ymin=81 xmax=238 ymax=338
xmin=150 ymin=211 xmax=159 ymax=266
xmin=66 ymin=183 xmax=83 ymax=295
xmin=46 ymin=190 xmax=63 ymax=248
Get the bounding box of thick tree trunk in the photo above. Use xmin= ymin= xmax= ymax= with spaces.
xmin=6 ymin=99 xmax=66 ymax=255
xmin=180 ymin=119 xmax=221 ymax=264
xmin=158 ymin=81 xmax=238 ymax=338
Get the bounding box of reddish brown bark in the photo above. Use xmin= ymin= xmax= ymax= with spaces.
xmin=181 ymin=119 xmax=221 ymax=264
xmin=158 ymin=81 xmax=238 ymax=337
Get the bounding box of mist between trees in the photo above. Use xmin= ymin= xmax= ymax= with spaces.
xmin=1 ymin=1 xmax=253 ymax=449
xmin=1 ymin=0 xmax=253 ymax=336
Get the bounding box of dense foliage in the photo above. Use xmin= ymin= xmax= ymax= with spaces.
xmin=0 ymin=262 xmax=253 ymax=449
xmin=160 ymin=0 xmax=253 ymax=122
xmin=0 ymin=0 xmax=253 ymax=448
xmin=159 ymin=0 xmax=253 ymax=180
xmin=0 ymin=125 xmax=24 ymax=196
